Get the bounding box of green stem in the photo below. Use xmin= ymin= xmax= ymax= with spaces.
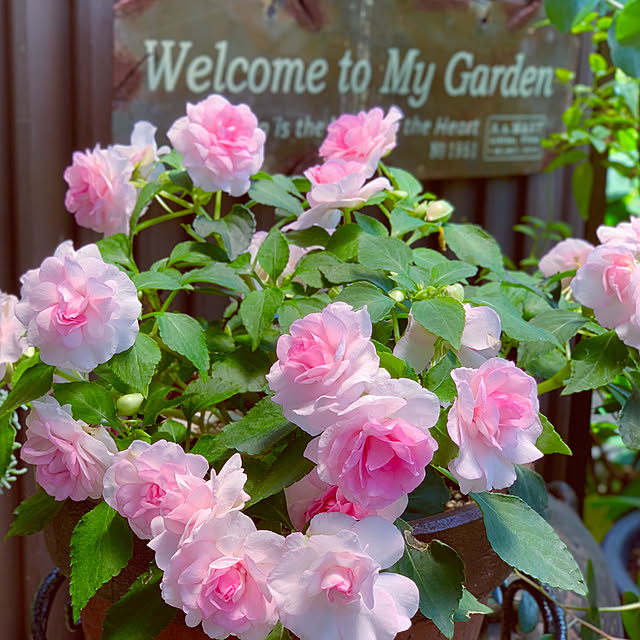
xmin=214 ymin=190 xmax=222 ymax=221
xmin=134 ymin=207 xmax=195 ymax=234
xmin=160 ymin=290 xmax=180 ymax=314
xmin=537 ymin=362 xmax=571 ymax=395
xmin=391 ymin=307 xmax=400 ymax=343
xmin=343 ymin=208 xmax=352 ymax=225
xmin=53 ymin=368 xmax=84 ymax=383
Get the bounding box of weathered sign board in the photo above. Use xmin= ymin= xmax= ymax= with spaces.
xmin=112 ymin=0 xmax=579 ymax=179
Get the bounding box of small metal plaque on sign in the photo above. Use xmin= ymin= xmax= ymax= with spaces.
xmin=112 ymin=0 xmax=579 ymax=179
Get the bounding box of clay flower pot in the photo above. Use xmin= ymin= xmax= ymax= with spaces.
xmin=44 ymin=501 xmax=509 ymax=640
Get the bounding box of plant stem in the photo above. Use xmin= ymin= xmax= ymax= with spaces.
xmin=134 ymin=207 xmax=195 ymax=233
xmin=214 ymin=190 xmax=222 ymax=220
xmin=537 ymin=362 xmax=571 ymax=395
xmin=604 ymin=0 xmax=624 ymax=10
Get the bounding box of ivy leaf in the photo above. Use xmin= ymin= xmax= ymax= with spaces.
xmin=359 ymin=235 xmax=412 ymax=274
xmin=256 ymin=228 xmax=290 ymax=282
xmin=111 ymin=333 xmax=162 ymax=396
xmin=444 ymin=223 xmax=503 ymax=275
xmin=52 ymin=382 xmax=120 ymax=429
xmin=239 ymin=289 xmax=283 ymax=350
xmin=471 ymin=492 xmax=586 ymax=595
xmin=157 ymin=312 xmax=210 ymax=377
xmin=102 ymin=566 xmax=176 ymax=640
xmin=412 ymin=298 xmax=465 ymax=350
xmin=5 ymin=490 xmax=63 ymax=539
xmin=0 ymin=362 xmax=54 ymax=417
xmin=70 ymin=502 xmax=133 ymax=621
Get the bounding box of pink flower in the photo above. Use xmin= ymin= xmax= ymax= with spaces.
xmin=268 ymin=513 xmax=418 ymax=640
xmin=15 ymin=241 xmax=141 ymax=372
xmin=285 ymin=468 xmax=407 ymax=530
xmin=282 ymin=160 xmax=391 ymax=232
xmin=159 ymin=510 xmax=285 ymax=640
xmin=167 ymin=94 xmax=265 ymax=196
xmin=393 ymin=304 xmax=501 ymax=372
xmin=571 ymin=244 xmax=640 ymax=349
xmin=102 ymin=439 xmax=209 ymax=539
xmin=539 ymin=238 xmax=594 ymax=287
xmin=306 ymin=375 xmax=439 ymax=509
xmin=63 ymin=145 xmax=137 ymax=236
xmin=113 ymin=120 xmax=169 ymax=180
xmin=149 ymin=453 xmax=250 ymax=568
xmin=597 ymin=217 xmax=640 ymax=247
xmin=20 ymin=396 xmax=116 ymax=501
xmin=319 ymin=107 xmax=403 ymax=177
xmin=447 ymin=357 xmax=543 ymax=494
xmin=266 ymin=302 xmax=380 ymax=435
xmin=0 ymin=293 xmax=28 ymax=379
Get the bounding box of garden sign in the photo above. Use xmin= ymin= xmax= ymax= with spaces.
xmin=113 ymin=0 xmax=579 ymax=179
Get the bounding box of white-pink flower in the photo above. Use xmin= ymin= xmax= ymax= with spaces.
xmin=149 ymin=453 xmax=250 ymax=568
xmin=160 ymin=510 xmax=284 ymax=640
xmin=571 ymin=243 xmax=640 ymax=349
xmin=167 ymin=94 xmax=265 ymax=196
xmin=0 ymin=292 xmax=28 ymax=379
xmin=282 ymin=160 xmax=391 ymax=233
xmin=393 ymin=304 xmax=501 ymax=372
xmin=319 ymin=107 xmax=403 ymax=178
xmin=597 ymin=217 xmax=640 ymax=248
xmin=266 ymin=302 xmax=380 ymax=435
xmin=285 ymin=468 xmax=407 ymax=530
xmin=447 ymin=357 xmax=543 ymax=494
xmin=306 ymin=375 xmax=439 ymax=509
xmin=113 ymin=120 xmax=169 ymax=180
xmin=15 ymin=241 xmax=141 ymax=372
xmin=539 ymin=238 xmax=594 ymax=287
xmin=268 ymin=513 xmax=418 ymax=640
xmin=20 ymin=396 xmax=117 ymax=501
xmin=63 ymin=145 xmax=137 ymax=236
xmin=102 ymin=439 xmax=209 ymax=539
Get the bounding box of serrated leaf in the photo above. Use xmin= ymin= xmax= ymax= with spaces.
xmin=444 ymin=224 xmax=503 ymax=275
xmin=431 ymin=261 xmax=477 ymax=287
xmin=256 ymin=228 xmax=290 ymax=282
xmin=335 ymin=282 xmax=395 ymax=323
xmin=131 ymin=269 xmax=183 ymax=291
xmin=404 ymin=467 xmax=451 ymax=519
xmin=562 ymin=331 xmax=628 ymax=395
xmin=359 ymin=235 xmax=412 ymax=274
xmin=131 ymin=181 xmax=165 ymax=230
xmin=453 ymin=588 xmax=493 ymax=622
xmin=111 ymin=333 xmax=161 ymax=396
xmin=425 ymin=351 xmax=460 ymax=403
xmin=239 ymin=289 xmax=283 ymax=350
xmin=249 ymin=179 xmax=303 ymax=214
xmin=388 ymin=166 xmax=423 ymax=197
xmin=52 ymin=381 xmax=120 ymax=429
xmin=508 ymin=465 xmax=548 ymax=518
xmin=151 ymin=419 xmax=187 ymax=445
xmin=391 ymin=535 xmax=465 ymax=638
xmin=537 ymin=414 xmax=572 ymax=455
xmin=390 ymin=209 xmax=426 ymax=236
xmin=102 ymin=567 xmax=176 ymax=640
xmin=193 ymin=205 xmax=256 ymax=260
xmin=70 ymin=502 xmax=133 ymax=621
xmin=354 ymin=212 xmax=388 ymax=236
xmin=5 ymin=489 xmax=63 ymax=539
xmin=325 ymin=224 xmax=362 ymax=260
xmin=471 ymin=492 xmax=586 ymax=595
xmin=0 ymin=362 xmax=54 ymax=417
xmin=620 ymin=375 xmax=640 ymax=450
xmin=181 ymin=262 xmax=249 ymax=294
xmin=167 ymin=240 xmax=227 ymax=267
xmin=412 ymin=298 xmax=465 ymax=350
xmin=189 ymin=433 xmax=232 ymax=465
xmin=97 ymin=234 xmax=135 ymax=271
xmin=181 ymin=365 xmax=246 ymax=421
xmin=277 ymin=297 xmax=328 ymax=330
xmin=157 ymin=312 xmax=210 ymax=376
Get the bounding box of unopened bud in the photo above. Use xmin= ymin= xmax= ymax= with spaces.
xmin=117 ymin=393 xmax=144 ymax=416
xmin=426 ymin=200 xmax=454 ymax=221
xmin=442 ymin=283 xmax=465 ymax=302
xmin=388 ymin=288 xmax=405 ymax=302
xmin=412 ymin=202 xmax=429 ymax=219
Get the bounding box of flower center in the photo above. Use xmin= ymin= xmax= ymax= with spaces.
xmin=54 ymin=282 xmax=88 ymax=335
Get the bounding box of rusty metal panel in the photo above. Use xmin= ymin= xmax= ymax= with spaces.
xmin=112 ymin=0 xmax=579 ymax=179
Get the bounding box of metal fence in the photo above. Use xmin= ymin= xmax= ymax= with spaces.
xmin=0 ymin=1 xmax=590 ymax=637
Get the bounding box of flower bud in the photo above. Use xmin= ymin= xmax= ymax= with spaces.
xmin=426 ymin=200 xmax=454 ymax=221
xmin=388 ymin=288 xmax=405 ymax=302
xmin=117 ymin=393 xmax=144 ymax=416
xmin=412 ymin=202 xmax=429 ymax=219
xmin=442 ymin=284 xmax=465 ymax=302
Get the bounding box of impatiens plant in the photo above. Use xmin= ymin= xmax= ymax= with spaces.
xmin=2 ymin=94 xmax=619 ymax=640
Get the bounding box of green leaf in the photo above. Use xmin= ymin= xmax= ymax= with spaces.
xmin=354 ymin=212 xmax=388 ymax=236
xmin=70 ymin=502 xmax=133 ymax=621
xmin=426 ymin=352 xmax=461 ymax=403
xmin=620 ymin=374 xmax=640 ymax=449
xmin=249 ymin=179 xmax=303 ymax=214
xmin=390 ymin=209 xmax=426 ymax=236
xmin=157 ymin=312 xmax=210 ymax=376
xmin=102 ymin=567 xmax=176 ymax=640
xmin=537 ymin=414 xmax=572 ymax=455
xmin=111 ymin=333 xmax=162 ymax=396
xmin=444 ymin=224 xmax=503 ymax=275
xmin=544 ymin=149 xmax=588 ymax=173
xmin=193 ymin=205 xmax=256 ymax=260
xmin=189 ymin=433 xmax=232 ymax=465
xmin=239 ymin=289 xmax=284 ymax=350
xmin=609 ymin=20 xmax=640 ymax=79
xmin=0 ymin=362 xmax=54 ymax=417
xmin=131 ymin=181 xmax=165 ymax=230
xmin=404 ymin=467 xmax=451 ymax=519
xmin=277 ymin=297 xmax=328 ymax=330
xmin=264 ymin=622 xmax=292 ymax=640
xmin=0 ymin=416 xmax=15 ymax=484
xmin=471 ymin=492 xmax=586 ymax=595
xmin=388 ymin=166 xmax=423 ymax=197
xmin=431 ymin=261 xmax=477 ymax=287
xmin=617 ymin=0 xmax=640 ymax=49
xmin=508 ymin=465 xmax=548 ymax=518
xmin=151 ymin=419 xmax=187 ymax=445
xmin=391 ymin=534 xmax=465 ymax=638
xmin=412 ymin=298 xmax=466 ymax=350
xmin=167 ymin=240 xmax=227 ymax=267
xmin=530 ymin=309 xmax=588 ymax=343
xmin=335 ymin=282 xmax=395 ymax=323
xmin=53 ymin=382 xmax=121 ymax=429
xmin=453 ymin=588 xmax=493 ymax=622
xmin=220 ymin=398 xmax=295 ymax=455
xmin=181 ymin=263 xmax=249 ymax=294
xmin=5 ymin=490 xmax=63 ymax=539
xmin=131 ymin=269 xmax=183 ymax=291
xmin=562 ymin=331 xmax=628 ymax=395
xmin=543 ymin=0 xmax=598 ymax=33
xmin=181 ymin=372 xmax=244 ymax=421
xmin=359 ymin=235 xmax=412 ymax=274
xmin=97 ymin=234 xmax=135 ymax=271
xmin=284 ymin=226 xmax=330 ymax=249
xmin=326 ymin=224 xmax=363 ymax=261
xmin=621 ymin=591 xmax=640 ymax=640
xmin=572 ymin=163 xmax=593 ymax=221
xmin=256 ymin=228 xmax=290 ymax=282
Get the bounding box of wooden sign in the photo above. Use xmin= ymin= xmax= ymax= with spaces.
xmin=113 ymin=0 xmax=579 ymax=179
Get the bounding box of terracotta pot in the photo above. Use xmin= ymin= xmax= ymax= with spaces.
xmin=44 ymin=501 xmax=509 ymax=640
